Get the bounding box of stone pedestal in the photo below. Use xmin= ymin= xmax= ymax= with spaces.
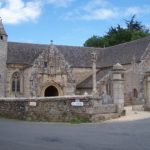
xmin=144 ymin=69 xmax=150 ymax=110
xmin=112 ymin=63 xmax=125 ymax=112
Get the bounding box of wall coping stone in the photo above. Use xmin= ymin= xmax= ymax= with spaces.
xmin=0 ymin=95 xmax=95 ymax=102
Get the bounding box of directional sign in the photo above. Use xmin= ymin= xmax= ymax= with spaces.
xmin=71 ymin=99 xmax=84 ymax=106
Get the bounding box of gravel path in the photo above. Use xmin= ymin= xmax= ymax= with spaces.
xmin=108 ymin=106 xmax=150 ymax=122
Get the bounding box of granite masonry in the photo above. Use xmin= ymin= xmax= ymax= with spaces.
xmin=1 ymin=17 xmax=150 ymax=121
xmin=0 ymin=96 xmax=122 ymax=122
xmin=0 ymin=63 xmax=125 ymax=122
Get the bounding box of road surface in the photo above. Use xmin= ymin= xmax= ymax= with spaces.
xmin=0 ymin=107 xmax=150 ymax=150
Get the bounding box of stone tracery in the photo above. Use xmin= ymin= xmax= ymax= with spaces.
xmin=30 ymin=44 xmax=75 ymax=97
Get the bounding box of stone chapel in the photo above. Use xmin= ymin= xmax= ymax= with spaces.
xmin=0 ymin=18 xmax=150 ymax=105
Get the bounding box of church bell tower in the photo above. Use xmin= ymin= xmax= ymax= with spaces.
xmin=0 ymin=18 xmax=8 ymax=97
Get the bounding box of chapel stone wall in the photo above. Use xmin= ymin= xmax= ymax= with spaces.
xmin=0 ymin=35 xmax=7 ymax=97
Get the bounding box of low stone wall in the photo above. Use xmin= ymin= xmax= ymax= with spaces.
xmin=0 ymin=96 xmax=120 ymax=122
xmin=87 ymin=104 xmax=117 ymax=114
xmin=144 ymin=105 xmax=150 ymax=111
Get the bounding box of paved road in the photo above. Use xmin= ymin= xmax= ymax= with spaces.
xmin=0 ymin=116 xmax=150 ymax=150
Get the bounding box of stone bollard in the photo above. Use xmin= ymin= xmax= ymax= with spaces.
xmin=144 ymin=68 xmax=150 ymax=111
xmin=112 ymin=63 xmax=125 ymax=113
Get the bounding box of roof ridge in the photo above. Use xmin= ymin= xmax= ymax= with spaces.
xmin=8 ymin=41 xmax=48 ymax=46
xmin=8 ymin=41 xmax=104 ymax=50
xmin=57 ymin=44 xmax=103 ymax=49
xmin=8 ymin=35 xmax=150 ymax=50
xmin=8 ymin=36 xmax=150 ymax=69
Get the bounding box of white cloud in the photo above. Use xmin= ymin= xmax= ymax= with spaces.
xmin=64 ymin=1 xmax=150 ymax=21
xmin=83 ymin=0 xmax=118 ymax=20
xmin=0 ymin=0 xmax=74 ymax=24
xmin=47 ymin=0 xmax=74 ymax=7
xmin=1 ymin=0 xmax=150 ymax=24
xmin=0 ymin=0 xmax=42 ymax=24
xmin=125 ymin=7 xmax=141 ymax=16
xmin=84 ymin=0 xmax=110 ymax=12
xmin=82 ymin=8 xmax=118 ymax=20
xmin=64 ymin=0 xmax=118 ymax=20
xmin=125 ymin=5 xmax=150 ymax=16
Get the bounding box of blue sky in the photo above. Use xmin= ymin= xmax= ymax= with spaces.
xmin=0 ymin=0 xmax=150 ymax=46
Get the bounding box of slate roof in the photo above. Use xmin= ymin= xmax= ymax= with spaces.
xmin=7 ymin=42 xmax=100 ymax=67
xmin=77 ymin=68 xmax=111 ymax=89
xmin=77 ymin=36 xmax=150 ymax=89
xmin=7 ymin=36 xmax=150 ymax=68
xmin=7 ymin=42 xmax=45 ymax=65
xmin=99 ymin=36 xmax=150 ymax=67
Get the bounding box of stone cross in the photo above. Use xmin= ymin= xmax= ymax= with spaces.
xmin=91 ymin=52 xmax=97 ymax=96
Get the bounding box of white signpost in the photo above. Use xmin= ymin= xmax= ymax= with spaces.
xmin=71 ymin=99 xmax=84 ymax=107
xmin=29 ymin=102 xmax=37 ymax=107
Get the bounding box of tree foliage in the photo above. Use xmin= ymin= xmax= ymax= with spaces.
xmin=84 ymin=15 xmax=150 ymax=48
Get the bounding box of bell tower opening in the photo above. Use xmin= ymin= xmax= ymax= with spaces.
xmin=44 ymin=86 xmax=59 ymax=97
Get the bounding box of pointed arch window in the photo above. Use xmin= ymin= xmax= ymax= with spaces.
xmin=12 ymin=72 xmax=20 ymax=92
xmin=133 ymin=88 xmax=138 ymax=98
xmin=106 ymin=80 xmax=112 ymax=96
xmin=44 ymin=61 xmax=48 ymax=68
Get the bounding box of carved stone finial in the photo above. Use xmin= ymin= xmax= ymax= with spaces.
xmin=113 ymin=63 xmax=125 ymax=71
xmin=91 ymin=52 xmax=97 ymax=62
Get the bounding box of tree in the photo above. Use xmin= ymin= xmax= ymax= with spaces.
xmin=104 ymin=25 xmax=132 ymax=46
xmin=83 ymin=36 xmax=106 ymax=47
xmin=84 ymin=15 xmax=150 ymax=48
xmin=125 ymin=15 xmax=143 ymax=31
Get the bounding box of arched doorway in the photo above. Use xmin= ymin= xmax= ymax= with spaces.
xmin=133 ymin=88 xmax=138 ymax=98
xmin=44 ymin=86 xmax=59 ymax=97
